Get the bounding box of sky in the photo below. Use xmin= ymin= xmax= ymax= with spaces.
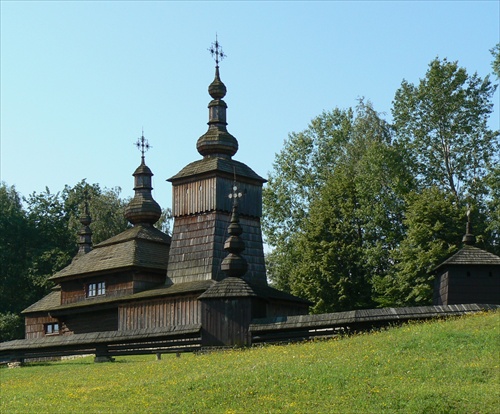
xmin=1 ymin=1 xmax=499 ymax=213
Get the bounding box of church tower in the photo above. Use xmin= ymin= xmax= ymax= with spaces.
xmin=167 ymin=39 xmax=267 ymax=286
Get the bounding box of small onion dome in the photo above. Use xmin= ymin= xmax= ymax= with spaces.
xmin=124 ymin=159 xmax=162 ymax=226
xmin=208 ymin=66 xmax=227 ymax=99
xmin=462 ymin=220 xmax=476 ymax=246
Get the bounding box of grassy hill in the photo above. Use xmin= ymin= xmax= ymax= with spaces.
xmin=1 ymin=311 xmax=499 ymax=414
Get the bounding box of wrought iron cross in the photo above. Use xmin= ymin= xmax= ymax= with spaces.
xmin=209 ymin=35 xmax=226 ymax=66
xmin=228 ymin=169 xmax=243 ymax=206
xmin=135 ymin=130 xmax=151 ymax=159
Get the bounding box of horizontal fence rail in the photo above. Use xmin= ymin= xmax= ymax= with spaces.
xmin=0 ymin=325 xmax=202 ymax=362
xmin=249 ymin=304 xmax=500 ymax=345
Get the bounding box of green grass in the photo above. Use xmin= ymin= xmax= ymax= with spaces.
xmin=1 ymin=311 xmax=499 ymax=414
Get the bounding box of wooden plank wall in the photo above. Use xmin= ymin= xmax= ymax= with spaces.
xmin=446 ymin=266 xmax=500 ymax=305
xmin=172 ymin=177 xmax=262 ymax=218
xmin=25 ymin=315 xmax=59 ymax=339
xmin=118 ymin=296 xmax=201 ymax=331
xmin=61 ymin=309 xmax=118 ymax=335
xmin=201 ymin=298 xmax=253 ymax=347
xmin=167 ymin=212 xmax=267 ymax=285
xmin=60 ymin=273 xmax=135 ymax=305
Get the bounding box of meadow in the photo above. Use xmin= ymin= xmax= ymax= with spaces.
xmin=1 ymin=311 xmax=498 ymax=414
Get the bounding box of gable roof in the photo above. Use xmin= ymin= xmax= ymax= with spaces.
xmin=434 ymin=245 xmax=500 ymax=272
xmin=49 ymin=225 xmax=171 ymax=282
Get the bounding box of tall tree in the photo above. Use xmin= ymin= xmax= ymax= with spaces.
xmin=377 ymin=57 xmax=500 ymax=306
xmin=264 ymin=101 xmax=413 ymax=311
xmin=262 ymin=107 xmax=354 ymax=250
xmin=392 ymin=57 xmax=499 ymax=203
xmin=374 ymin=187 xmax=465 ymax=307
xmin=0 ymin=183 xmax=32 ymax=314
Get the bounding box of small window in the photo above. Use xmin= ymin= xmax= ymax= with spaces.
xmin=88 ymin=281 xmax=106 ymax=297
xmin=97 ymin=281 xmax=106 ymax=296
xmin=45 ymin=323 xmax=59 ymax=335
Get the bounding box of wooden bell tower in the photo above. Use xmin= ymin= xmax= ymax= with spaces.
xmin=167 ymin=39 xmax=267 ymax=287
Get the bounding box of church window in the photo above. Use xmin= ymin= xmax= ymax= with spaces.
xmin=88 ymin=281 xmax=106 ymax=297
xmin=45 ymin=323 xmax=59 ymax=335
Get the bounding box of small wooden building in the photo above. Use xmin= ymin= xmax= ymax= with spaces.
xmin=21 ymin=55 xmax=309 ymax=351
xmin=433 ymin=223 xmax=500 ymax=306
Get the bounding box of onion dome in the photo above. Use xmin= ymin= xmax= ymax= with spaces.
xmin=196 ymin=39 xmax=238 ymax=158
xmin=77 ymin=201 xmax=92 ymax=255
xmin=221 ymin=186 xmax=248 ymax=278
xmin=124 ymin=134 xmax=161 ymax=226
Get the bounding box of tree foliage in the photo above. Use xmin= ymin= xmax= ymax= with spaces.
xmin=0 ymin=181 xmax=134 ymax=341
xmin=264 ymin=101 xmax=414 ymax=312
xmin=264 ymin=56 xmax=499 ymax=311
xmin=491 ymin=43 xmax=500 ymax=79
xmin=392 ymin=58 xmax=498 ymax=202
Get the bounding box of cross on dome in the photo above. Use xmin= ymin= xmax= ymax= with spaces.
xmin=209 ymin=35 xmax=226 ymax=66
xmin=135 ymin=130 xmax=151 ymax=161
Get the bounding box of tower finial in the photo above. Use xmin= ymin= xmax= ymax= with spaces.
xmin=209 ymin=34 xmax=226 ymax=67
xmin=125 ymin=134 xmax=161 ymax=226
xmin=462 ymin=204 xmax=476 ymax=246
xmin=135 ymin=130 xmax=151 ymax=162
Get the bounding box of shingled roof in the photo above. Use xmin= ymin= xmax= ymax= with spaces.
xmin=23 ymin=280 xmax=214 ymax=314
xmin=198 ymin=276 xmax=311 ymax=304
xmin=434 ymin=245 xmax=500 ymax=272
xmin=168 ymin=157 xmax=266 ymax=183
xmin=49 ymin=225 xmax=171 ymax=282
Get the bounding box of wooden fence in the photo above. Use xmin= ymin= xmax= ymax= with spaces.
xmin=1 ymin=304 xmax=498 ymax=362
xmin=0 ymin=324 xmax=202 ymax=362
xmin=250 ymin=304 xmax=500 ymax=344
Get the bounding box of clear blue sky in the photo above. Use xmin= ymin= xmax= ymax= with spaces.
xmin=1 ymin=1 xmax=499 ymax=212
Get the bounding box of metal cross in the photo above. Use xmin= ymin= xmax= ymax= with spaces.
xmin=228 ymin=183 xmax=243 ymax=206
xmin=209 ymin=35 xmax=226 ymax=66
xmin=135 ymin=130 xmax=151 ymax=159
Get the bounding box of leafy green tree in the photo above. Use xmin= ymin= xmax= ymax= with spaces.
xmin=392 ymin=57 xmax=499 ymax=203
xmin=0 ymin=183 xmax=33 ymax=314
xmin=374 ymin=187 xmax=465 ymax=307
xmin=63 ymin=180 xmax=130 ymax=245
xmin=378 ymin=57 xmax=500 ymax=306
xmin=264 ymin=101 xmax=413 ymax=311
xmin=263 ymin=107 xmax=354 ymax=250
xmin=0 ymin=313 xmax=24 ymax=342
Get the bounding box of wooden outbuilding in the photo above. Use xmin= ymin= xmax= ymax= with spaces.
xmin=433 ymin=221 xmax=500 ymax=305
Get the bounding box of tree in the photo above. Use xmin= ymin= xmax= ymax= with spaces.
xmin=374 ymin=187 xmax=465 ymax=307
xmin=0 ymin=180 xmax=134 ymax=340
xmin=379 ymin=57 xmax=500 ymax=306
xmin=262 ymin=107 xmax=354 ymax=250
xmin=392 ymin=57 xmax=499 ymax=203
xmin=62 ymin=180 xmax=130 ymax=245
xmin=491 ymin=43 xmax=500 ymax=79
xmin=0 ymin=183 xmax=33 ymax=314
xmin=264 ymin=101 xmax=413 ymax=312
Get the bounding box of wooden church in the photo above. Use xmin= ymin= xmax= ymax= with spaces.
xmin=20 ymin=41 xmax=309 ymax=351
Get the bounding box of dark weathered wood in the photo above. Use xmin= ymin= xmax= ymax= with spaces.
xmin=167 ymin=212 xmax=267 ymax=285
xmin=249 ymin=304 xmax=500 ymax=345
